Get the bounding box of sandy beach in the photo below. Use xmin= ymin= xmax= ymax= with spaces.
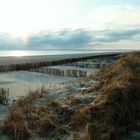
xmin=0 ymin=71 xmax=80 ymax=101
xmin=0 ymin=52 xmax=121 ymax=66
xmin=0 ymin=52 xmax=139 ymax=140
xmin=0 ymin=52 xmax=120 ymax=102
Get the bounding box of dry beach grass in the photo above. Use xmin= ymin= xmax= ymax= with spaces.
xmin=0 ymin=52 xmax=140 ymax=140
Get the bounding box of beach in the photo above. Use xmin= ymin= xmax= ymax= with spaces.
xmin=0 ymin=52 xmax=122 ymax=66
xmin=0 ymin=52 xmax=140 ymax=140
xmin=0 ymin=52 xmax=118 ymax=102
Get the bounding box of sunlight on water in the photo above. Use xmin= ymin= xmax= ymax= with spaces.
xmin=10 ymin=50 xmax=28 ymax=57
xmin=0 ymin=50 xmax=128 ymax=57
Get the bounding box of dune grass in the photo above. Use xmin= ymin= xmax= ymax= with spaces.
xmin=0 ymin=52 xmax=139 ymax=140
xmin=77 ymin=52 xmax=140 ymax=139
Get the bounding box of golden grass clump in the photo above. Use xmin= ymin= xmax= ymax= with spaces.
xmin=4 ymin=110 xmax=30 ymax=140
xmin=83 ymin=123 xmax=97 ymax=140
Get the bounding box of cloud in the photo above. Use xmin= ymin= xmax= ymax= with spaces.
xmin=0 ymin=33 xmax=25 ymax=50
xmin=0 ymin=27 xmax=140 ymax=50
xmin=26 ymin=29 xmax=93 ymax=49
xmin=95 ymin=28 xmax=140 ymax=43
xmin=90 ymin=5 xmax=140 ymax=30
xmin=24 ymin=28 xmax=140 ymax=49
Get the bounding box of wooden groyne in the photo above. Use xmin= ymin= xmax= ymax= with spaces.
xmin=33 ymin=67 xmax=88 ymax=77
xmin=0 ymin=53 xmax=119 ymax=72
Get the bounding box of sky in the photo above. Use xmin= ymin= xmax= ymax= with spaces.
xmin=0 ymin=0 xmax=140 ymax=50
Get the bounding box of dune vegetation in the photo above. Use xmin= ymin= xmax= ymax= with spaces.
xmin=0 ymin=52 xmax=140 ymax=140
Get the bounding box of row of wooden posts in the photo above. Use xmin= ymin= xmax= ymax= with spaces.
xmin=34 ymin=67 xmax=88 ymax=77
xmin=0 ymin=54 xmax=118 ymax=72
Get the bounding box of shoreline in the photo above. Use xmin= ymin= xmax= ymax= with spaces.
xmin=0 ymin=52 xmax=123 ymax=72
xmin=0 ymin=52 xmax=118 ymax=101
xmin=0 ymin=52 xmax=125 ymax=66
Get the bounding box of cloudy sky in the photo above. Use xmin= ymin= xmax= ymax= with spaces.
xmin=0 ymin=0 xmax=140 ymax=50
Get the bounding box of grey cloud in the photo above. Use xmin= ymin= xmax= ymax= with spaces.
xmin=26 ymin=28 xmax=140 ymax=48
xmin=0 ymin=28 xmax=140 ymax=50
xmin=26 ymin=29 xmax=93 ymax=48
xmin=96 ymin=28 xmax=140 ymax=43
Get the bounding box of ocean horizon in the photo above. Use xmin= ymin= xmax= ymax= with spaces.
xmin=0 ymin=49 xmax=131 ymax=57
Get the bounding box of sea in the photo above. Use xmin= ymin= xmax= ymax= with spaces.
xmin=0 ymin=49 xmax=130 ymax=57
